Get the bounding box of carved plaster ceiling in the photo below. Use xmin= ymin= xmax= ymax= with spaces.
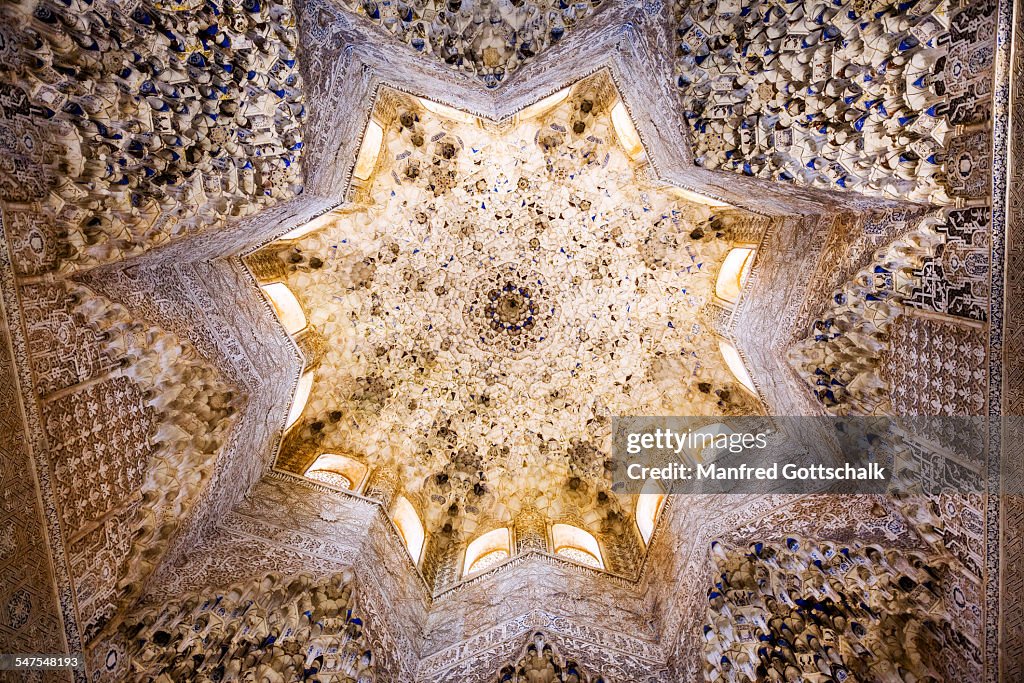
xmin=329 ymin=0 xmax=606 ymax=87
xmin=0 ymin=0 xmax=1002 ymax=678
xmin=254 ymin=72 xmax=763 ymax=547
xmin=671 ymin=0 xmax=963 ymax=203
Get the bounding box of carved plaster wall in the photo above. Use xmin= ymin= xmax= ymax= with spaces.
xmin=0 ymin=0 xmax=1013 ymax=679
xmin=0 ymin=226 xmax=69 ymax=676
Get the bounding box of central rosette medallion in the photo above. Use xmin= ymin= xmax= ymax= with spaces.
xmin=467 ymin=264 xmax=557 ymax=353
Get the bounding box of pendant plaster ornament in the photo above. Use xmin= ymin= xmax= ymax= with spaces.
xmin=0 ymin=0 xmax=306 ymax=273
xmin=334 ymin=0 xmax=604 ymax=88
xmin=673 ymin=0 xmax=957 ymax=203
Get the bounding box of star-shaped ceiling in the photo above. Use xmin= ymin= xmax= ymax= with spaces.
xmin=248 ymin=71 xmax=764 ymax=578
xmin=0 ymin=0 xmax=1001 ymax=678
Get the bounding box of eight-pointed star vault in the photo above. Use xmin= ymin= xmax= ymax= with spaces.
xmin=248 ymin=71 xmax=765 ymax=583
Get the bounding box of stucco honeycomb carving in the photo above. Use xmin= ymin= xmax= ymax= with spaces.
xmin=0 ymin=0 xmax=305 ymax=273
xmin=335 ymin=0 xmax=604 ymax=88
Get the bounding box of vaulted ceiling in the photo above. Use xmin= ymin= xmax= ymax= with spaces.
xmin=0 ymin=0 xmax=1013 ymax=680
xmin=253 ymin=74 xmax=766 ymax=577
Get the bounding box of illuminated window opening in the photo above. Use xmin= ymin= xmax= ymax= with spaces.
xmin=719 ymin=341 xmax=757 ymax=394
xmin=304 ymin=453 xmax=368 ymax=492
xmin=285 ymin=370 xmax=314 ymax=430
xmin=392 ymin=496 xmax=425 ymax=564
xmin=611 ymin=101 xmax=645 ymax=160
xmin=519 ymin=87 xmax=571 ymax=120
xmin=469 ymin=548 xmax=509 ymax=573
xmin=306 ymin=470 xmax=352 ymax=489
xmin=667 ymin=186 xmax=732 ymax=208
xmin=417 ymin=97 xmax=479 ymax=125
xmin=261 ymin=283 xmax=307 ymax=336
xmin=353 ymin=119 xmax=384 ymax=181
xmin=715 ymin=248 xmax=756 ymax=304
xmin=551 ymin=524 xmax=604 ymax=569
xmin=278 ymin=211 xmax=341 ymax=241
xmin=555 ymin=546 xmax=602 ymax=569
xmin=464 ymin=527 xmax=511 ymax=576
xmin=636 ymin=480 xmax=666 ymax=545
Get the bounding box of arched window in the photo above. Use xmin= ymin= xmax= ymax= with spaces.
xmin=417 ymin=97 xmax=478 ymax=125
xmin=261 ymin=283 xmax=307 ymax=335
xmin=278 ymin=210 xmax=340 ymax=241
xmin=715 ymin=248 xmax=756 ymax=304
xmin=635 ymin=480 xmax=666 ymax=545
xmin=353 ymin=119 xmax=384 ymax=181
xmin=611 ymin=101 xmax=644 ymax=160
xmin=306 ymin=469 xmax=351 ymax=490
xmin=719 ymin=341 xmax=757 ymax=394
xmin=392 ymin=496 xmax=425 ymax=565
xmin=304 ymin=453 xmax=368 ymax=492
xmin=519 ymin=87 xmax=570 ymax=120
xmin=463 ymin=528 xmax=511 ymax=576
xmin=552 ymin=524 xmax=604 ymax=569
xmin=285 ymin=370 xmax=314 ymax=430
xmin=668 ymin=186 xmax=731 ymax=208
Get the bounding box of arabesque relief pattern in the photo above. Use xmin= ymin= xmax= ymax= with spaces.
xmin=1000 ymin=0 xmax=1024 ymax=676
xmin=0 ymin=0 xmax=1009 ymax=678
xmin=0 ymin=249 xmax=68 ymax=676
xmin=64 ymin=284 xmax=239 ymax=640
